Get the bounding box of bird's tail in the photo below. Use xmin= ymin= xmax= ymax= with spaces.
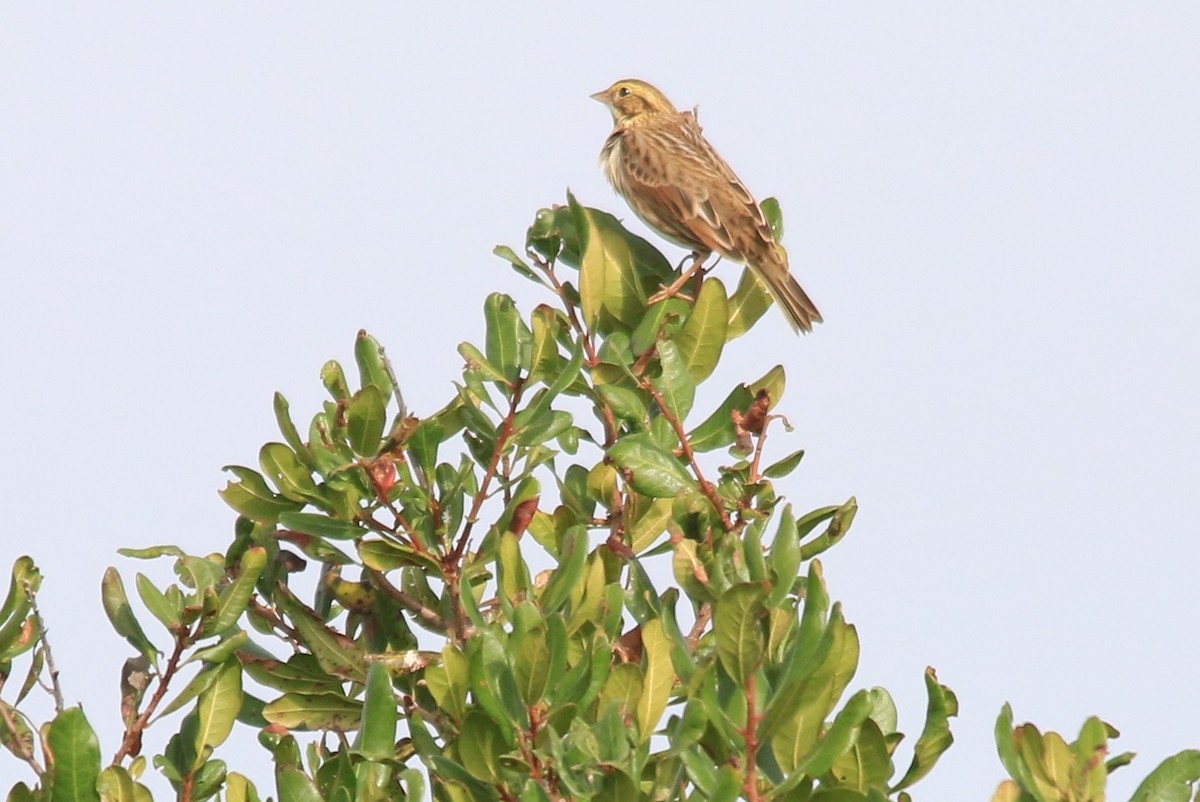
xmin=752 ymin=249 xmax=823 ymax=334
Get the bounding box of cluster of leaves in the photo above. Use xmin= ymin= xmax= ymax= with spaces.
xmin=990 ymin=707 xmax=1200 ymax=802
xmin=1 ymin=197 xmax=1196 ymax=802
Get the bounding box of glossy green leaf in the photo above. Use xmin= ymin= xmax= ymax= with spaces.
xmin=95 ymin=766 xmax=138 ymax=802
xmin=100 ymin=567 xmax=157 ymax=664
xmin=764 ymin=448 xmax=806 ymax=479
xmin=652 ymin=339 xmax=695 ymax=422
xmin=458 ymin=710 xmax=506 ymax=782
xmin=714 ymin=583 xmax=766 ymax=685
xmin=345 ymin=385 xmax=386 ymax=457
xmin=687 ymin=384 xmax=754 ymax=453
xmin=193 ymin=659 xmax=241 ymax=764
xmin=425 ymin=645 xmax=469 ymax=723
xmin=208 ymin=547 xmax=267 ymax=635
xmin=468 ymin=631 xmax=527 ymax=730
xmin=276 ymin=767 xmax=324 ymax=802
xmin=829 ymin=718 xmax=893 ymax=791
xmin=277 ymin=512 xmax=363 ymax=541
xmin=1129 ymin=749 xmax=1200 ymax=802
xmin=635 ymin=618 xmax=672 ymax=742
xmin=596 ymin=384 xmax=649 ymax=425
xmin=767 ymin=505 xmax=801 ymax=607
xmin=495 ymin=244 xmax=548 ymax=288
xmin=457 ymin=341 xmax=510 ymax=385
xmin=629 ymin=497 xmax=673 ymax=554
xmin=538 ymin=525 xmax=588 ymax=615
xmin=320 ymin=360 xmax=350 ymax=402
xmin=357 ymin=661 xmax=397 ymax=761
xmin=354 ymin=330 xmax=394 ymax=404
xmin=259 ymin=442 xmax=320 ymax=503
xmin=800 ymin=497 xmax=858 ymax=561
xmin=219 ymin=466 xmax=302 ymax=523
xmin=262 ymin=692 xmax=361 ymax=731
xmin=675 ymin=277 xmax=728 ymax=382
xmin=407 ymin=418 xmax=443 ymax=483
xmin=484 ymin=292 xmax=528 ymax=384
xmin=726 ymin=267 xmax=774 ymax=339
xmin=609 ymin=434 xmax=695 ymax=498
xmin=134 ymin=573 xmax=181 ymax=633
xmin=511 ymin=602 xmax=551 ymax=705
xmin=274 ymin=586 xmax=367 ymax=682
xmin=893 ymin=668 xmax=959 ymax=791
xmin=47 ymin=707 xmax=101 ymax=802
xmin=574 ymin=195 xmax=644 ymax=329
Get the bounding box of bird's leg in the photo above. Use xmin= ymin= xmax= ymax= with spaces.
xmin=648 ymin=252 xmax=708 ymax=305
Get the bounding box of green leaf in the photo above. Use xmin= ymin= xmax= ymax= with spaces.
xmin=635 ymin=619 xmax=672 ymax=742
xmin=800 ymin=497 xmax=858 ymax=561
xmin=272 ymin=393 xmax=311 ymax=467
xmin=528 ymin=304 xmax=566 ymax=385
xmin=407 ymin=418 xmax=443 ymax=483
xmin=780 ymin=690 xmax=874 ymax=783
xmin=157 ymin=664 xmax=224 ymax=720
xmin=609 ymin=434 xmax=695 ymax=498
xmin=458 ymin=710 xmax=506 ymax=782
xmin=425 ymin=645 xmax=469 ymax=723
xmin=208 ymin=547 xmax=267 ymax=635
xmin=354 ymin=330 xmax=394 ymax=404
xmin=764 ymin=448 xmax=806 ymax=479
xmin=357 ymin=661 xmax=397 ymax=761
xmin=675 ymin=277 xmax=728 ymax=382
xmin=219 ymin=466 xmax=302 ymax=523
xmin=652 ymin=339 xmax=696 ymax=422
xmin=277 ymin=512 xmax=363 ymax=541
xmin=484 ymin=292 xmax=528 ymax=384
xmin=259 ymin=442 xmax=321 ymax=503
xmin=1130 ymin=749 xmax=1200 ymax=802
xmin=135 ymin=573 xmax=181 ymax=633
xmin=767 ymin=505 xmax=801 ymax=607
xmin=457 ymin=341 xmax=510 ymax=386
xmin=47 ymin=707 xmax=101 ymax=802
xmin=687 ymin=384 xmax=753 ymax=453
xmin=539 ymin=525 xmax=588 ymax=615
xmin=494 ymin=244 xmax=548 ymax=288
xmin=714 ymin=583 xmax=766 ymax=685
xmin=274 ymin=586 xmax=367 ymax=682
xmin=828 ymin=718 xmax=892 ymax=792
xmin=262 ymin=692 xmax=362 ymax=731
xmin=574 ymin=196 xmax=645 ymax=330
xmin=726 ymin=267 xmax=774 ymax=339
xmin=345 ymin=385 xmax=386 ymax=457
xmin=100 ymin=567 xmax=157 ymax=665
xmin=276 ymin=767 xmax=324 ymax=802
xmin=95 ymin=766 xmax=138 ymax=802
xmin=468 ymin=632 xmax=527 ymax=730
xmin=892 ymin=667 xmax=958 ymax=790
xmin=596 ymin=384 xmax=649 ymax=425
xmin=320 ymin=360 xmax=350 ymax=402
xmin=511 ymin=602 xmax=551 ymax=706
xmin=193 ymin=659 xmax=242 ymax=765
xmin=629 ymin=497 xmax=673 ymax=554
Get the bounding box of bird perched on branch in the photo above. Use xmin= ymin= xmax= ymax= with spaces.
xmin=591 ymin=79 xmax=823 ymax=333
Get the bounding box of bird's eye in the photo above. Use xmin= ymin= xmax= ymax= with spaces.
xmin=617 ymin=86 xmax=631 ymax=98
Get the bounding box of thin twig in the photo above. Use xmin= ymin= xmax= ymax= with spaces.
xmin=686 ymin=602 xmax=713 ymax=650
xmin=25 ymin=585 xmax=63 ymax=713
xmin=450 ymin=376 xmax=527 ymax=564
xmin=367 ymin=570 xmax=448 ymax=632
xmin=112 ymin=630 xmax=190 ymax=764
xmin=642 ymin=381 xmax=735 ymax=532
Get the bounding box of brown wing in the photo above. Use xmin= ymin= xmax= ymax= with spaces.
xmin=617 ymin=115 xmax=776 ymax=264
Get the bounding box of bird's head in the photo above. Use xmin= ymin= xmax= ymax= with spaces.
xmin=591 ymin=79 xmax=679 ymax=124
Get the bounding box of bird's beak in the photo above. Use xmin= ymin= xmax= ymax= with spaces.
xmin=589 ymin=90 xmax=609 ymax=105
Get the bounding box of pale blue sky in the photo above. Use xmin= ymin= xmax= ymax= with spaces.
xmin=2 ymin=4 xmax=1197 ymax=799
